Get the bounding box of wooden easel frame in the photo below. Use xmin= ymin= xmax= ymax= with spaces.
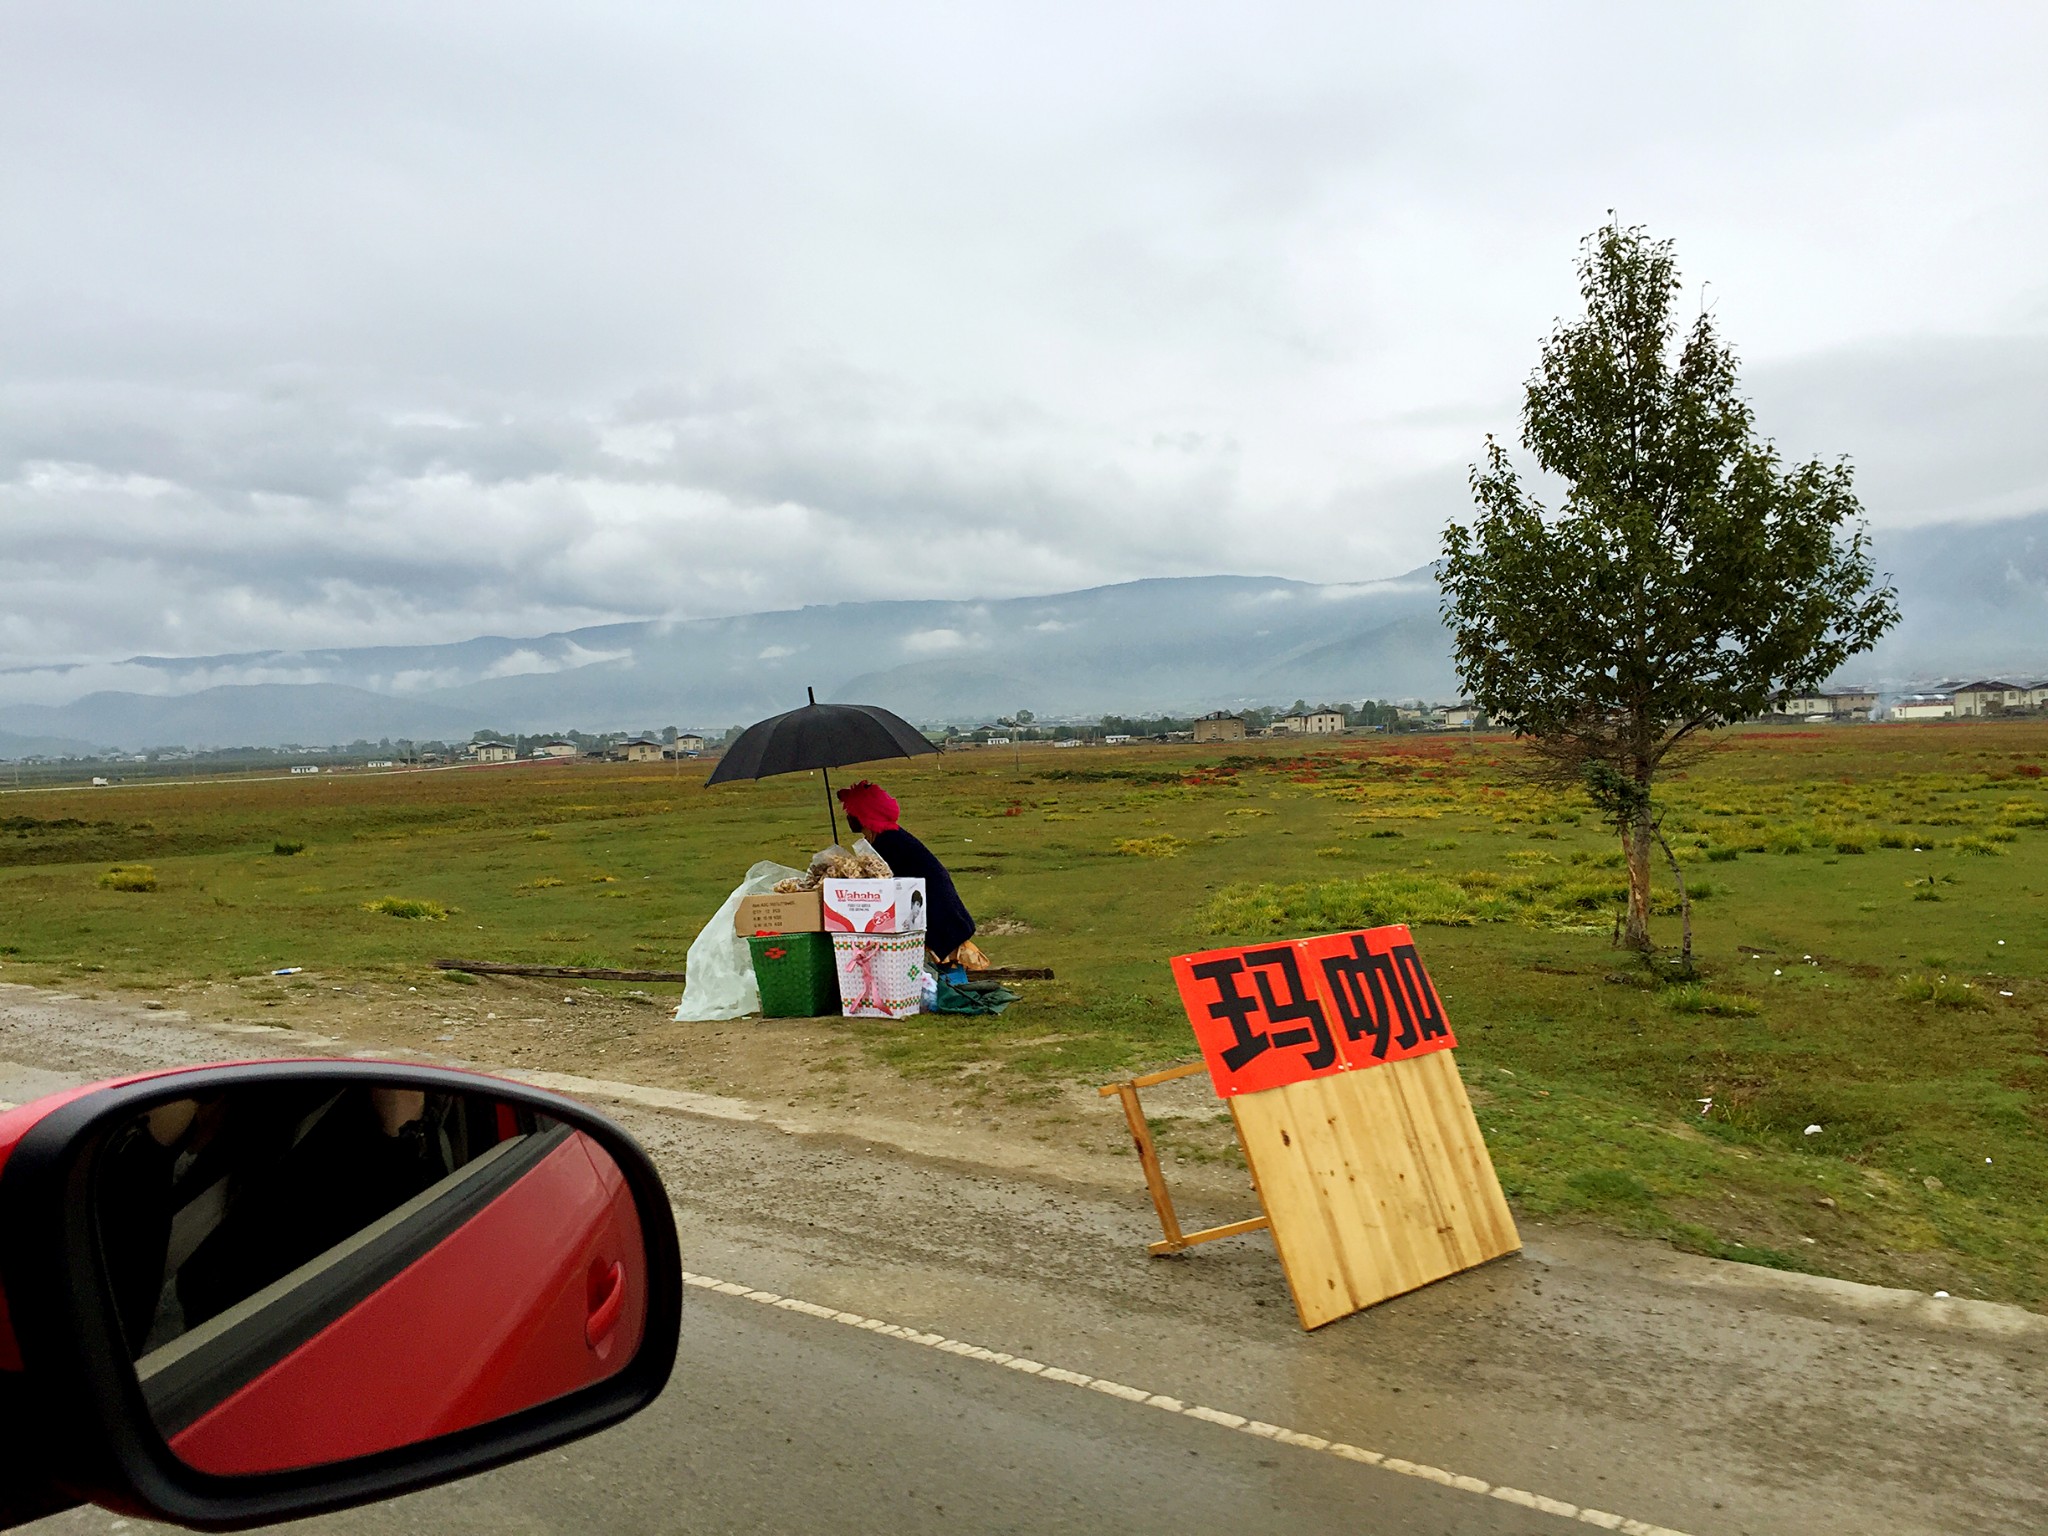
xmin=1096 ymin=1062 xmax=1270 ymax=1256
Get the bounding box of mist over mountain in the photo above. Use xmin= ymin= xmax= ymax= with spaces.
xmin=1861 ymin=509 xmax=2048 ymax=679
xmin=2 ymin=510 xmax=2042 ymax=753
xmin=0 ymin=572 xmax=1452 ymax=750
xmin=0 ymin=730 xmax=101 ymax=761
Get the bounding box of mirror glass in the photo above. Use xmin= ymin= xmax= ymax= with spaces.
xmin=88 ymin=1080 xmax=648 ymax=1476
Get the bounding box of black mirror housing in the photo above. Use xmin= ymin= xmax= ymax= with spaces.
xmin=0 ymin=1061 xmax=681 ymax=1531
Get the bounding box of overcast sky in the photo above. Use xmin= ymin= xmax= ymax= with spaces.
xmin=4 ymin=1 xmax=2045 ymax=671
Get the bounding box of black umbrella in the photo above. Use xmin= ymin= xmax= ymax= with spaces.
xmin=706 ymin=687 xmax=939 ymax=844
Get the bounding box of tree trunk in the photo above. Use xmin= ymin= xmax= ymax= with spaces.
xmin=1621 ymin=803 xmax=1655 ymax=951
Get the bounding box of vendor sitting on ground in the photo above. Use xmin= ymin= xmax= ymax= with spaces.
xmin=836 ymin=779 xmax=985 ymax=968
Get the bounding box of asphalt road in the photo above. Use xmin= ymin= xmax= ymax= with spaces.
xmin=6 ymin=987 xmax=2046 ymax=1536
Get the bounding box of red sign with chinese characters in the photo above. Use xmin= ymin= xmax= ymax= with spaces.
xmin=1171 ymin=924 xmax=1457 ymax=1098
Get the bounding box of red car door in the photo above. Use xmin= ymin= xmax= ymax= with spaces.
xmin=166 ymin=1126 xmax=646 ymax=1476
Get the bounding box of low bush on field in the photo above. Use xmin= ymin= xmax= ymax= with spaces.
xmin=1951 ymin=835 xmax=2003 ymax=856
xmin=1662 ymin=984 xmax=1760 ymax=1017
xmin=1833 ymin=838 xmax=1866 ymax=854
xmin=1113 ymin=836 xmax=1184 ymax=858
xmin=1706 ymin=845 xmax=1740 ymax=861
xmin=271 ymin=840 xmax=305 ymax=856
xmin=1204 ymin=872 xmax=1507 ymax=934
xmin=97 ymin=865 xmax=157 ymax=892
xmin=363 ymin=896 xmax=447 ymax=920
xmin=1204 ymin=860 xmax=1671 ymax=935
xmin=1896 ymin=973 xmax=1989 ymax=1009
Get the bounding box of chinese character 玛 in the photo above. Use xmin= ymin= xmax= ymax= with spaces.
xmin=1189 ymin=948 xmax=1337 ymax=1076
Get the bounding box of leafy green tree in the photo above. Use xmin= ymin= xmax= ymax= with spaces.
xmin=1440 ymin=219 xmax=1898 ymax=953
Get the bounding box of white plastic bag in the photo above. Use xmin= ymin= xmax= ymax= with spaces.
xmin=674 ymin=860 xmax=804 ymax=1021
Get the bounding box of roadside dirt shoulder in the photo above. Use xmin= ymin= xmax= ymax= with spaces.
xmin=16 ymin=969 xmax=1248 ymax=1194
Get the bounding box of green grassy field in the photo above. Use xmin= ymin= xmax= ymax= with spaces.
xmin=4 ymin=723 xmax=2046 ymax=1306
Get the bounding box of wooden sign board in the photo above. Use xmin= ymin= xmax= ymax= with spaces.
xmin=1171 ymin=925 xmax=1519 ymax=1329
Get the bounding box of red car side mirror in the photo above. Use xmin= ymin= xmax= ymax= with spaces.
xmin=0 ymin=1061 xmax=681 ymax=1531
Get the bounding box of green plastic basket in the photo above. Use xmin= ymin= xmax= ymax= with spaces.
xmin=748 ymin=932 xmax=841 ymax=1018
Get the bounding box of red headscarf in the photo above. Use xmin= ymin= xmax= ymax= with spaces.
xmin=837 ymin=779 xmax=901 ymax=834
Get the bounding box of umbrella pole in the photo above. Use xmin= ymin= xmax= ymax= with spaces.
xmin=822 ymin=765 xmax=843 ymax=846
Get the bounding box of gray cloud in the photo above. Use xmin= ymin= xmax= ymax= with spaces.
xmin=4 ymin=2 xmax=2046 ymax=672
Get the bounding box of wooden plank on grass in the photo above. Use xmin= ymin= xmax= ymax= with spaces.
xmin=434 ymin=956 xmax=1054 ymax=984
xmin=434 ymin=959 xmax=688 ymax=982
xmin=1231 ymin=1055 xmax=1519 ymax=1329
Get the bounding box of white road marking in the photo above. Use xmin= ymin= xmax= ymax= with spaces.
xmin=680 ymin=1269 xmax=1693 ymax=1536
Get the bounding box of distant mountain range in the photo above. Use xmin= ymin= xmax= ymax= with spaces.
xmin=2 ymin=509 xmax=2043 ymax=753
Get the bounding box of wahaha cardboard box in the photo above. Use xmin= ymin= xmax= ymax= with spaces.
xmin=832 ymin=933 xmax=924 ymax=1018
xmin=821 ymin=877 xmax=927 ymax=935
xmin=733 ymin=890 xmax=824 ymax=937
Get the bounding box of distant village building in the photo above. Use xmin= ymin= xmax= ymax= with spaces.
xmin=1103 ymin=734 xmax=1133 ymax=745
xmin=985 ymin=735 xmax=1011 ymax=747
xmin=1952 ymin=680 xmax=2037 ymax=717
xmin=1891 ymin=693 xmax=1955 ymax=721
xmin=532 ymin=741 xmax=579 ymax=759
xmin=1441 ymin=704 xmax=1484 ymax=729
xmin=1274 ymin=710 xmax=1345 ymax=736
xmin=473 ymin=741 xmax=517 ymax=764
xmin=672 ymin=733 xmax=706 ymax=756
xmin=615 ymin=737 xmax=665 ymax=763
xmin=289 ymin=765 xmax=320 ymax=775
xmin=1193 ymin=711 xmax=1247 ymax=743
xmin=1776 ymin=689 xmax=1878 ymax=722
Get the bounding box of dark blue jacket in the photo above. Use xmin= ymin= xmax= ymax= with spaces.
xmin=868 ymin=827 xmax=976 ymax=959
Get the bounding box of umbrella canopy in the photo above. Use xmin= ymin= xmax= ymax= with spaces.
xmin=707 ymin=688 xmax=938 ymax=843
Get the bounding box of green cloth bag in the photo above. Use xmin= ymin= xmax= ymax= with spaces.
xmin=929 ymin=977 xmax=1021 ymax=1015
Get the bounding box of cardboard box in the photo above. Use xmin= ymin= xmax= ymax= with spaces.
xmin=821 ymin=878 xmax=927 ymax=935
xmin=832 ymin=933 xmax=925 ymax=1019
xmin=733 ymin=890 xmax=824 ymax=937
